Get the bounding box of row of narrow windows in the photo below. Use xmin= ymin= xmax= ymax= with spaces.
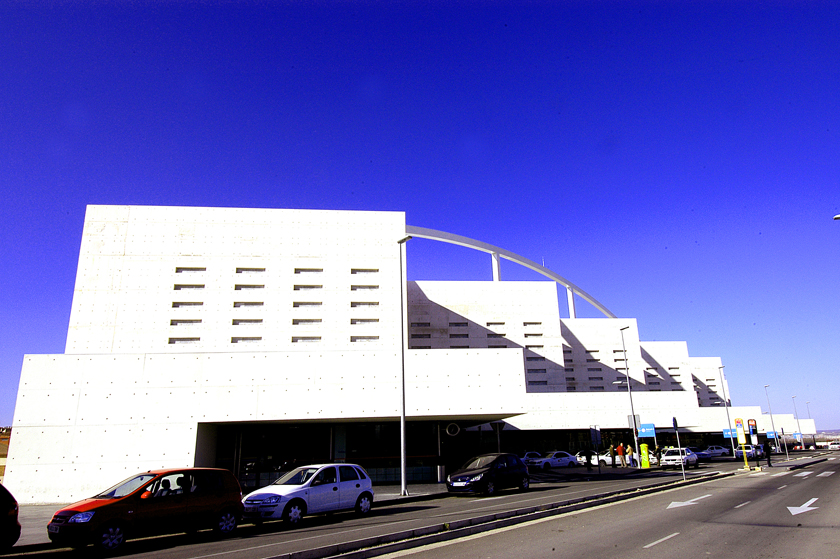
xmin=172 ymin=301 xmax=380 ymax=308
xmin=168 ymin=336 xmax=380 ymax=344
xmin=411 ymin=321 xmax=543 ymax=328
xmin=176 ymin=267 xmax=379 ymax=274
xmin=171 ymin=318 xmax=380 ymax=326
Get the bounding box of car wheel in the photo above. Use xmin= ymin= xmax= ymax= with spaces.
xmin=694 ymin=460 xmax=700 ymax=469
xmin=542 ymin=463 xmax=550 ymax=470
xmin=214 ymin=510 xmax=238 ymax=535
xmin=97 ymin=523 xmax=126 ymax=553
xmin=484 ymin=480 xmax=496 ymax=496
xmin=519 ymin=476 xmax=530 ymax=491
xmin=599 ymin=460 xmax=606 ymax=467
xmin=283 ymin=500 xmax=306 ymax=526
xmin=355 ymin=493 xmax=372 ymax=515
xmin=567 ymin=461 xmax=576 ymax=468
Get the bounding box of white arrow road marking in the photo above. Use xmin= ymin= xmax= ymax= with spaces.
xmin=787 ymin=498 xmax=819 ymax=516
xmin=667 ymin=494 xmax=712 ymax=509
xmin=643 ymin=532 xmax=680 ymax=549
xmin=817 ymin=471 xmax=835 ymax=477
xmin=794 ymin=471 xmax=813 ymax=477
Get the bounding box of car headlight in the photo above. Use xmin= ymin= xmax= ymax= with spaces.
xmin=470 ymin=473 xmax=484 ymax=482
xmin=69 ymin=512 xmax=95 ymax=523
xmin=263 ymin=495 xmax=284 ymax=505
xmin=446 ymin=475 xmax=451 ymax=482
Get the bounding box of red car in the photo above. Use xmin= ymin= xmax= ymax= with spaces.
xmin=47 ymin=468 xmax=243 ymax=553
xmin=0 ymin=482 xmax=21 ymax=550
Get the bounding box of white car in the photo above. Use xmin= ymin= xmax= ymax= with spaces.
xmin=660 ymin=448 xmax=699 ymax=469
xmin=734 ymin=445 xmax=757 ymax=458
xmin=526 ymin=451 xmax=577 ymax=469
xmin=705 ymin=445 xmax=730 ymax=457
xmin=242 ymin=463 xmax=373 ymax=525
xmin=829 ymin=442 xmax=840 ymax=450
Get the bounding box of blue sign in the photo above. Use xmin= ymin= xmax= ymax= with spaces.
xmin=723 ymin=429 xmax=736 ymax=439
xmin=767 ymin=431 xmax=777 ymax=439
xmin=794 ymin=433 xmax=802 ymax=442
xmin=639 ymin=423 xmax=656 ymax=437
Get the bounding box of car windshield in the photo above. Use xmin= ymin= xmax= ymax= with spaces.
xmin=463 ymin=456 xmax=497 ymax=470
xmin=663 ymin=449 xmax=682 ymax=456
xmin=272 ymin=467 xmax=320 ymax=486
xmin=542 ymin=452 xmax=555 ymax=458
xmin=95 ymin=473 xmax=158 ymax=499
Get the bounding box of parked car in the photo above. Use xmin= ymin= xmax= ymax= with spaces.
xmin=242 ymin=463 xmax=373 ymax=525
xmin=0 ymin=483 xmax=21 ymax=551
xmin=705 ymin=445 xmax=730 ymax=457
xmin=828 ymin=442 xmax=840 ymax=450
xmin=687 ymin=447 xmax=712 ymax=462
xmin=517 ymin=451 xmax=543 ymax=464
xmin=526 ymin=451 xmax=577 ymax=469
xmin=734 ymin=445 xmax=757 ymax=458
xmin=47 ymin=468 xmax=243 ymax=552
xmin=447 ymin=453 xmax=529 ymax=496
xmin=660 ymin=448 xmax=699 ymax=469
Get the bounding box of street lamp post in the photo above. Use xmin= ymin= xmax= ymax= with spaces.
xmin=397 ymin=235 xmax=412 ymax=496
xmin=764 ymin=384 xmax=781 ymax=457
xmin=619 ymin=326 xmax=640 ymax=468
xmin=719 ymin=366 xmax=736 ymax=458
xmin=792 ymin=396 xmax=803 ymax=449
xmin=806 ymin=401 xmax=816 ymax=447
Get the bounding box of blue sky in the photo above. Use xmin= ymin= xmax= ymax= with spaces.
xmin=2 ymin=1 xmax=839 ymax=428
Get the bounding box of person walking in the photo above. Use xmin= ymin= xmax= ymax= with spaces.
xmin=627 ymin=445 xmax=635 ymax=467
xmin=617 ymin=443 xmax=626 ymax=467
xmin=609 ymin=444 xmax=617 ymax=468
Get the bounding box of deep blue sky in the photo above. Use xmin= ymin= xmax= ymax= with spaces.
xmin=2 ymin=1 xmax=839 ymax=429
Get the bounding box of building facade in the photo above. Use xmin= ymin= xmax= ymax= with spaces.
xmin=6 ymin=205 xmax=814 ymax=503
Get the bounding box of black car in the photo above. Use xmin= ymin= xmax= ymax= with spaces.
xmin=0 ymin=482 xmax=21 ymax=551
xmin=446 ymin=453 xmax=529 ymax=496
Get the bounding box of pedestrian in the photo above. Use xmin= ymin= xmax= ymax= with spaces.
xmin=655 ymin=445 xmax=662 ymax=467
xmin=766 ymin=440 xmax=772 ymax=467
xmin=627 ymin=445 xmax=635 ymax=467
xmin=583 ymin=446 xmax=592 ymax=471
xmin=617 ymin=443 xmax=626 ymax=467
xmin=609 ymin=444 xmax=617 ymax=468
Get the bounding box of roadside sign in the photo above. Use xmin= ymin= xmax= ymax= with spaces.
xmin=767 ymin=431 xmax=777 ymax=439
xmin=735 ymin=418 xmax=747 ymax=445
xmin=794 ymin=433 xmax=802 ymax=442
xmin=628 ymin=415 xmax=641 ymax=432
xmin=723 ymin=429 xmax=736 ymax=438
xmin=639 ymin=423 xmax=656 ymax=438
xmin=673 ymin=417 xmax=679 ymax=430
xmin=590 ymin=425 xmax=602 ymax=446
xmin=748 ymin=419 xmax=757 ymax=435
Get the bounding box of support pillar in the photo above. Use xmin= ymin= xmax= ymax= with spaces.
xmin=567 ymin=287 xmax=577 ymax=318
xmin=491 ymin=252 xmax=501 ymax=281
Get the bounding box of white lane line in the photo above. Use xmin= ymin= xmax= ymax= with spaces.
xmin=734 ymin=501 xmax=751 ymax=509
xmin=778 ymin=485 xmax=788 ymax=490
xmin=772 ymin=472 xmax=790 ymax=477
xmin=643 ymin=532 xmax=680 ymax=549
xmin=794 ymin=471 xmax=813 ymax=477
xmin=817 ymin=471 xmax=835 ymax=477
xmin=750 ymin=472 xmax=767 ymax=477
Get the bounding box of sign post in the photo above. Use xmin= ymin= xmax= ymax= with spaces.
xmin=673 ymin=417 xmax=686 ymax=481
xmin=590 ymin=426 xmax=602 ymax=474
xmin=735 ymin=418 xmax=748 ymax=470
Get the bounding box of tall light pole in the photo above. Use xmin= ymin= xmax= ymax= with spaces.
xmin=764 ymin=385 xmax=779 ymax=456
xmin=792 ymin=396 xmax=803 ymax=448
xmin=397 ymin=235 xmax=412 ymax=496
xmin=807 ymin=401 xmax=816 ymax=447
xmin=619 ymin=326 xmax=640 ymax=468
xmin=719 ymin=366 xmax=736 ymax=458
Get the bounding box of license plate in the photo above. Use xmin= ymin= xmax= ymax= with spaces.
xmin=48 ymin=525 xmax=60 ymax=533
xmin=244 ymin=506 xmax=257 ymax=513
xmin=451 ymin=481 xmax=467 ymax=487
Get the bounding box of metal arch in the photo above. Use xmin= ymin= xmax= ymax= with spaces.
xmin=404 ymin=225 xmax=617 ymax=319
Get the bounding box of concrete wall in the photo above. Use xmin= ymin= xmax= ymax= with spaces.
xmin=7 ymin=348 xmax=526 ymax=503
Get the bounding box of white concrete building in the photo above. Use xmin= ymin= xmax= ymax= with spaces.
xmin=6 ymin=205 xmax=814 ymax=503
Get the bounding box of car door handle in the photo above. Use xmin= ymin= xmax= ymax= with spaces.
xmin=333 ymin=487 xmax=338 ymax=491
xmin=356 ymin=484 xmax=360 ymax=488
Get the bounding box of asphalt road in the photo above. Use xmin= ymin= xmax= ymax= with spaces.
xmin=6 ymin=455 xmax=828 ymax=559
xmin=375 ymin=457 xmax=840 ymax=559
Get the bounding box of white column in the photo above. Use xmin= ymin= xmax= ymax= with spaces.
xmin=491 ymin=252 xmax=501 ymax=281
xmin=566 ymin=287 xmax=576 ymax=318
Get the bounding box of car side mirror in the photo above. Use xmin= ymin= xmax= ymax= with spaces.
xmin=140 ymin=491 xmax=152 ymax=500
